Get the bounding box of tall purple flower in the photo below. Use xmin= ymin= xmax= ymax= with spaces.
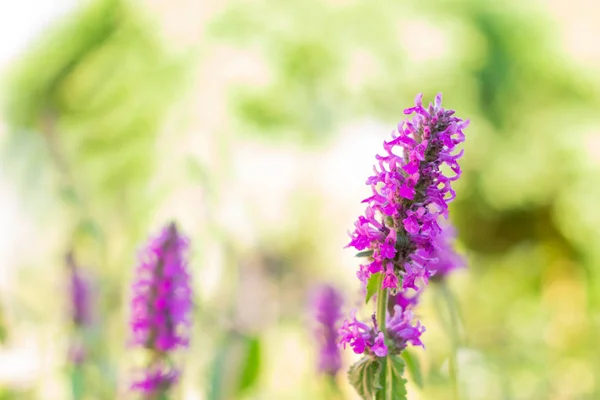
xmin=312 ymin=284 xmax=344 ymax=376
xmin=347 ymin=93 xmax=468 ymax=291
xmin=129 ymin=222 xmax=192 ymax=396
xmin=341 ymin=94 xmax=468 ymax=359
xmin=67 ymin=252 xmax=91 ymax=328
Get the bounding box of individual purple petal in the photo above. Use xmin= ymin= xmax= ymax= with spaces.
xmin=371 ymin=332 xmax=388 ymax=357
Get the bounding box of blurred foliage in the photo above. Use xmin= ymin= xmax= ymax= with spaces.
xmin=1 ymin=0 xmax=190 ymax=399
xmin=2 ymin=0 xmax=188 ymax=221
xmin=2 ymin=0 xmax=600 ymax=399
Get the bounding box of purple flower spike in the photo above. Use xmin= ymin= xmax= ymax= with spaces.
xmin=129 ymin=222 xmax=192 ymax=396
xmin=130 ymin=222 xmax=192 ymax=352
xmin=347 ymin=93 xmax=468 ymax=291
xmin=132 ymin=365 xmax=179 ymax=395
xmin=312 ymin=284 xmax=344 ymax=376
xmin=340 ymin=94 xmax=467 ymax=359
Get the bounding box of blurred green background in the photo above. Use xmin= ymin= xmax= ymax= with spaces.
xmin=0 ymin=0 xmax=599 ymax=399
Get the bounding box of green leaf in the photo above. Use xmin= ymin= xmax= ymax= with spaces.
xmin=377 ymin=355 xmax=407 ymax=400
xmin=365 ymin=272 xmax=382 ymax=304
xmin=207 ymin=333 xmax=262 ymax=400
xmin=348 ymin=356 xmax=383 ymax=400
xmin=401 ymin=350 xmax=423 ymax=388
xmin=355 ymin=250 xmax=374 ymax=258
xmin=237 ymin=336 xmax=262 ymax=394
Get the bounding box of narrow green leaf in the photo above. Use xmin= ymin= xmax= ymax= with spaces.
xmin=401 ymin=350 xmax=423 ymax=388
xmin=376 ymin=355 xmax=407 ymax=400
xmin=355 ymin=250 xmax=374 ymax=258
xmin=236 ymin=336 xmax=262 ymax=394
xmin=348 ymin=356 xmax=383 ymax=399
xmin=207 ymin=333 xmax=262 ymax=400
xmin=365 ymin=272 xmax=382 ymax=304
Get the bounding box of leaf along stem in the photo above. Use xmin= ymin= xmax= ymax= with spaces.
xmin=376 ymin=275 xmax=388 ymax=336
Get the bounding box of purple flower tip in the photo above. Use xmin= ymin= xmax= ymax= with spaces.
xmin=347 ymin=93 xmax=467 ymax=290
xmin=129 ymin=222 xmax=193 ymax=353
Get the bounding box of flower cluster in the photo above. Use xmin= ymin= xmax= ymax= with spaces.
xmin=339 ymin=306 xmax=425 ymax=357
xmin=129 ymin=222 xmax=192 ymax=395
xmin=348 ymin=93 xmax=468 ymax=291
xmin=341 ymin=93 xmax=467 ymax=359
xmin=312 ymin=284 xmax=344 ymax=376
xmin=339 ymin=311 xmax=387 ymax=357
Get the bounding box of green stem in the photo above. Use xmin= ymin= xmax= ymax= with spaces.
xmin=439 ymin=281 xmax=460 ymax=400
xmin=376 ymin=275 xmax=388 ymax=335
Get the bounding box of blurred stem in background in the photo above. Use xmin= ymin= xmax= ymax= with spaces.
xmin=434 ymin=280 xmax=463 ymax=400
xmin=65 ymin=252 xmax=93 ymax=400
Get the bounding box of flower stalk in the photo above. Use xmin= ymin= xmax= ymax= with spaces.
xmin=340 ymin=93 xmax=468 ymax=398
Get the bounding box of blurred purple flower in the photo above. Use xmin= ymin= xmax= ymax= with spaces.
xmin=429 ymin=222 xmax=465 ymax=279
xmin=130 ymin=222 xmax=192 ymax=352
xmin=66 ymin=252 xmax=93 ymax=366
xmin=389 ymin=288 xmax=420 ymax=314
xmin=129 ymin=222 xmax=192 ymax=395
xmin=66 ymin=252 xmax=91 ymax=327
xmin=312 ymin=284 xmax=344 ymax=376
